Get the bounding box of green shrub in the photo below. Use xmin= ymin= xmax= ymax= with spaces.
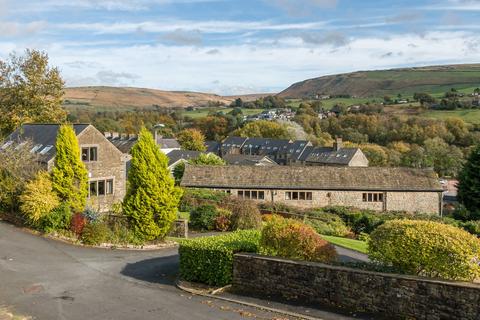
xmin=38 ymin=203 xmax=72 ymax=233
xmin=214 ymin=208 xmax=232 ymax=231
xmin=81 ymin=222 xmax=110 ymax=245
xmin=180 ymin=188 xmax=229 ymax=212
xmin=459 ymin=220 xmax=480 ymax=237
xmin=179 ymin=230 xmax=260 ymax=286
xmin=304 ymin=211 xmax=351 ymax=237
xmin=104 ymin=216 xmax=144 ymax=246
xmin=229 ymin=198 xmax=262 ymax=230
xmin=19 ymin=171 xmax=60 ymax=224
xmin=189 ymin=204 xmax=219 ymax=230
xmin=260 ymin=215 xmax=337 ymax=263
xmin=368 ymin=220 xmax=480 ymax=281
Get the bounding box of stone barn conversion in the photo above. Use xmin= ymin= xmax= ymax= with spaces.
xmin=181 ymin=165 xmax=443 ymax=215
xmin=5 ymin=124 xmax=128 ymax=212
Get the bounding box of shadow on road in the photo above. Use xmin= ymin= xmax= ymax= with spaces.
xmin=121 ymin=254 xmax=179 ymax=286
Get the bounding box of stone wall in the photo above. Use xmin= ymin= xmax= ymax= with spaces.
xmin=233 ymin=253 xmax=480 ymax=320
xmin=225 ymin=188 xmax=440 ymax=214
xmin=168 ymin=219 xmax=188 ymax=238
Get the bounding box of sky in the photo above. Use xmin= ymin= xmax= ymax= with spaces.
xmin=0 ymin=0 xmax=480 ymax=95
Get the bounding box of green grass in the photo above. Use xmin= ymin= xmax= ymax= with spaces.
xmin=182 ymin=107 xmax=264 ymax=119
xmin=286 ymin=98 xmax=378 ymax=109
xmin=321 ymin=235 xmax=368 ymax=254
xmin=422 ymin=109 xmax=480 ymax=124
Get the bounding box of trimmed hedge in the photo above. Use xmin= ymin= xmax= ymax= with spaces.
xmin=369 ymin=220 xmax=480 ymax=281
xmin=179 ymin=230 xmax=260 ymax=286
xmin=260 ymin=215 xmax=337 ymax=263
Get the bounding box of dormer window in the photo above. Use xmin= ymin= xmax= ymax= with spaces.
xmin=82 ymin=147 xmax=98 ymax=162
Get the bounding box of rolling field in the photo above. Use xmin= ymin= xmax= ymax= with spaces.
xmin=422 ymin=109 xmax=480 ymax=124
xmin=182 ymin=107 xmax=265 ymax=119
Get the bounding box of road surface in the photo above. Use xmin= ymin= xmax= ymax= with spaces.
xmin=0 ymin=221 xmax=368 ymax=320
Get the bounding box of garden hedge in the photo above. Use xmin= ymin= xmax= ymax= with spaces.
xmin=178 ymin=230 xmax=260 ymax=286
xmin=369 ymin=219 xmax=480 ymax=281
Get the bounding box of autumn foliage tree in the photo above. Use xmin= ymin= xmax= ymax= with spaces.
xmin=51 ymin=124 xmax=88 ymax=212
xmin=0 ymin=49 xmax=66 ymax=136
xmin=177 ymin=128 xmax=206 ymax=151
xmin=123 ymin=127 xmax=183 ymax=241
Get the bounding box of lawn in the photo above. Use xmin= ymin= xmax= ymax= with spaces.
xmin=321 ymin=235 xmax=368 ymax=254
xmin=422 ymin=109 xmax=480 ymax=124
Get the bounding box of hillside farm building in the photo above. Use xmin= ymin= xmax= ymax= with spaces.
xmin=181 ymin=165 xmax=443 ymax=215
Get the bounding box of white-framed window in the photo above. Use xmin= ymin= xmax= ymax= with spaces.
xmin=89 ymin=178 xmax=114 ymax=197
xmin=237 ymin=190 xmax=265 ymax=200
xmin=285 ymin=191 xmax=313 ymax=201
xmin=362 ymin=192 xmax=384 ymax=202
xmin=82 ymin=146 xmax=98 ymax=162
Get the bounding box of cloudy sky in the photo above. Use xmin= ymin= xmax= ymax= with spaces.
xmin=0 ymin=0 xmax=479 ymax=94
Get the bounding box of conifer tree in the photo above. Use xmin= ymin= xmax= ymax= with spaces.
xmin=458 ymin=144 xmax=480 ymax=219
xmin=123 ymin=127 xmax=183 ymax=240
xmin=51 ymin=124 xmax=88 ymax=212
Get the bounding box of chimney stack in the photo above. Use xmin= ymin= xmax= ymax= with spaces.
xmin=334 ymin=137 xmax=343 ymax=151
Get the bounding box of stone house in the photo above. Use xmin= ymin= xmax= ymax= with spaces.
xmin=299 ymin=138 xmax=368 ymax=167
xmin=222 ymin=154 xmax=277 ymax=166
xmin=6 ymin=124 xmax=128 ymax=212
xmin=181 ymin=165 xmax=443 ymax=215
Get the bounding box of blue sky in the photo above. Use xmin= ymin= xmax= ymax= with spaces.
xmin=1 ymin=0 xmax=480 ymax=94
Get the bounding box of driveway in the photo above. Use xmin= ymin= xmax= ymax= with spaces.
xmin=0 ymin=221 xmax=368 ymax=320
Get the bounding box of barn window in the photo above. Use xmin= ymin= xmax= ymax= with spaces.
xmin=362 ymin=192 xmax=384 ymax=203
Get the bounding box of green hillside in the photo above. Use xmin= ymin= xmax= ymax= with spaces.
xmin=278 ymin=64 xmax=480 ymax=99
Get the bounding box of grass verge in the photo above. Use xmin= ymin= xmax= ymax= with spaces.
xmin=321 ymin=235 xmax=368 ymax=254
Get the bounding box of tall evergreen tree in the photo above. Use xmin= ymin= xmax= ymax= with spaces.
xmin=457 ymin=144 xmax=480 ymax=219
xmin=123 ymin=127 xmax=183 ymax=241
xmin=51 ymin=124 xmax=88 ymax=212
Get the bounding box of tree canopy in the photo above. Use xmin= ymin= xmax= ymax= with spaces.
xmin=458 ymin=144 xmax=480 ymax=219
xmin=177 ymin=128 xmax=206 ymax=151
xmin=0 ymin=49 xmax=66 ymax=136
xmin=51 ymin=124 xmax=88 ymax=212
xmin=123 ymin=127 xmax=183 ymax=240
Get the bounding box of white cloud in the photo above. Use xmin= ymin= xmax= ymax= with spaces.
xmin=54 ymin=20 xmax=328 ymax=35
xmin=424 ymin=0 xmax=480 ymax=10
xmin=13 ymin=30 xmax=470 ymax=94
xmin=0 ymin=21 xmax=47 ymax=36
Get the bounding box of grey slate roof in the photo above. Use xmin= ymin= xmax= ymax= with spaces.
xmin=108 ymin=136 xmax=138 ymax=154
xmin=222 ymin=154 xmax=277 ymax=166
xmin=4 ymin=124 xmax=90 ymax=163
xmin=304 ymin=147 xmax=359 ymax=165
xmin=167 ymin=150 xmax=202 ymax=166
xmin=157 ymin=138 xmax=180 ymax=149
xmin=205 ymin=141 xmax=221 ymax=154
xmin=181 ymin=165 xmax=443 ymax=192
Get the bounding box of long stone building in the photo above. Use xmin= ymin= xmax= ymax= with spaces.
xmin=181 ymin=165 xmax=443 ymax=215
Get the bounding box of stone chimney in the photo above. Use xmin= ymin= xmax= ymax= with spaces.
xmin=104 ymin=132 xmax=112 ymax=138
xmin=333 ymin=137 xmax=343 ymax=151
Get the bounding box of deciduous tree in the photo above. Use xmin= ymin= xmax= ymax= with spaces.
xmin=0 ymin=49 xmax=66 ymax=136
xmin=177 ymin=128 xmax=206 ymax=151
xmin=458 ymin=144 xmax=480 ymax=219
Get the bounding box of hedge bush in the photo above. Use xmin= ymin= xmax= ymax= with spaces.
xmin=368 ymin=220 xmax=480 ymax=281
xmin=81 ymin=222 xmax=110 ymax=245
xmin=305 ymin=210 xmax=352 ymax=237
xmin=189 ymin=204 xmax=219 ymax=230
xmin=228 ymin=198 xmax=262 ymax=230
xmin=179 ymin=230 xmax=260 ymax=286
xmin=260 ymin=215 xmax=337 ymax=263
xmin=38 ymin=203 xmax=72 ymax=233
xmin=180 ymin=188 xmax=229 ymax=212
xmin=214 ymin=208 xmax=232 ymax=232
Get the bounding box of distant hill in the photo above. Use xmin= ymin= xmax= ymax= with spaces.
xmin=278 ymin=64 xmax=480 ymax=99
xmin=63 ymin=86 xmax=267 ymax=111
